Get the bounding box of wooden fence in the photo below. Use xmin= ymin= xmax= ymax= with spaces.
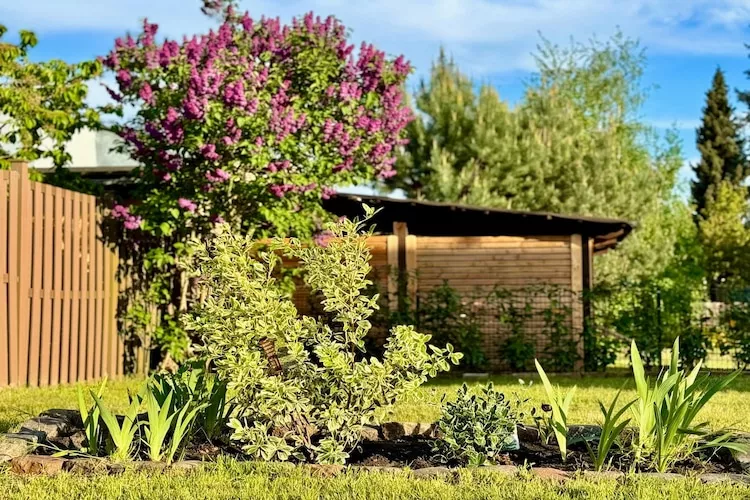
xmin=1 ymin=162 xmax=124 ymax=387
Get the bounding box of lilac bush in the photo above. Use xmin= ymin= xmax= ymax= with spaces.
xmin=103 ymin=0 xmax=412 ymax=362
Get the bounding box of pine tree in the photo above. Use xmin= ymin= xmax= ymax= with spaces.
xmin=692 ymin=68 xmax=747 ymax=219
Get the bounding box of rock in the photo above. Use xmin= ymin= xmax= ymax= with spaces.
xmin=582 ymin=470 xmax=625 ymax=480
xmin=39 ymin=409 xmax=83 ymax=429
xmin=484 ymin=465 xmax=517 ymax=476
xmin=136 ymin=461 xmax=169 ymax=473
xmin=358 ymin=426 xmax=380 ymax=442
xmin=0 ymin=433 xmax=41 ymax=462
xmin=352 ymin=465 xmax=402 ymax=474
xmin=307 ymin=464 xmax=344 ymax=478
xmin=10 ymin=455 xmax=65 ymax=475
xmin=170 ymin=460 xmax=205 ymax=472
xmin=108 ymin=463 xmax=126 ymax=475
xmin=700 ymin=473 xmax=750 ymax=484
xmin=381 ymin=422 xmax=406 ymax=440
xmin=62 ymin=458 xmax=108 ymax=474
xmin=638 ymin=472 xmax=683 ymax=481
xmin=531 ymin=467 xmax=570 ymax=481
xmin=462 ymin=373 xmax=490 ymax=380
xmin=516 ymin=425 xmax=540 ymax=445
xmin=416 ymin=423 xmax=438 ymax=438
xmin=411 ymin=467 xmax=451 ymax=479
xmin=568 ymin=425 xmax=601 ymax=444
xmin=19 ymin=416 xmax=72 ymax=440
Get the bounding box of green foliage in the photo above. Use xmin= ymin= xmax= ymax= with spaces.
xmin=93 ymin=391 xmax=141 ymax=461
xmin=540 ymin=290 xmax=578 ymax=372
xmin=143 ymin=391 xmax=175 ymax=462
xmin=692 ymin=68 xmax=747 ymax=220
xmin=0 ymin=25 xmax=101 ymax=171
xmin=586 ymin=389 xmax=634 ymax=472
xmin=416 ymin=283 xmax=486 ymax=370
xmin=392 ymin=33 xmax=685 ymax=285
xmin=698 ymin=181 xmax=750 ymax=289
xmin=77 ymin=379 xmax=108 ymax=455
xmin=149 ymin=362 xmax=233 ymax=442
xmin=534 ymin=359 xmax=576 ymax=461
xmin=182 ymin=207 xmax=461 ymax=464
xmin=433 ymin=383 xmax=522 ymax=466
xmin=495 ymin=290 xmax=535 ymax=372
xmin=720 ymin=302 xmax=750 ymax=368
xmin=630 ymin=337 xmax=746 ymax=472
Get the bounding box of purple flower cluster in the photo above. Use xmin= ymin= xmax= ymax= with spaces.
xmin=178 ymin=198 xmax=198 ymax=213
xmin=205 ymin=168 xmax=230 ymax=182
xmin=200 ymin=144 xmax=221 ymax=161
xmin=111 ymin=204 xmax=142 ymax=230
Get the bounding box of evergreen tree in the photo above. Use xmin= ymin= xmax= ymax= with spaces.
xmin=692 ymin=68 xmax=747 ymax=220
xmin=391 ymin=34 xmax=686 ymax=284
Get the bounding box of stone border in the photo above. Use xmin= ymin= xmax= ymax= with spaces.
xmin=2 ymin=410 xmax=748 ymax=485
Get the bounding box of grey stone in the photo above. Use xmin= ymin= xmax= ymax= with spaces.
xmin=0 ymin=433 xmax=40 ymax=462
xmin=381 ymin=422 xmax=436 ymax=440
xmin=699 ymin=473 xmax=750 ymax=484
xmin=136 ymin=461 xmax=169 ymax=473
xmin=359 ymin=425 xmax=380 ymax=442
xmin=462 ymin=373 xmax=490 ymax=380
xmin=108 ymin=463 xmax=126 ymax=475
xmin=11 ymin=455 xmax=65 ymax=475
xmin=638 ymin=472 xmax=683 ymax=481
xmin=307 ymin=464 xmax=344 ymax=477
xmin=381 ymin=422 xmax=406 ymax=440
xmin=352 ymin=465 xmax=402 ymax=474
xmin=39 ymin=409 xmax=83 ymax=429
xmin=170 ymin=460 xmax=205 ymax=472
xmin=20 ymin=416 xmax=74 ymax=440
xmin=582 ymin=470 xmax=625 ymax=480
xmin=483 ymin=465 xmax=517 ymax=475
xmin=63 ymin=458 xmax=108 ymax=474
xmin=516 ymin=424 xmax=540 ymax=445
xmin=411 ymin=466 xmax=452 ymax=479
xmin=568 ymin=425 xmax=602 ymax=444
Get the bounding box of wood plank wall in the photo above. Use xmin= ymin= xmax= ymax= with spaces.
xmin=1 ymin=163 xmax=126 ymax=386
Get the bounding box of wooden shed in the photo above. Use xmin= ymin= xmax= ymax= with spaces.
xmin=318 ymin=194 xmax=633 ymax=371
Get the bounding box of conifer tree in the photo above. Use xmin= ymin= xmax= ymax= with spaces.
xmin=692 ymin=68 xmax=747 ymax=219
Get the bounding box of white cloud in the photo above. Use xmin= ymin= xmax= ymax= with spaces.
xmin=3 ymin=0 xmax=750 ymax=78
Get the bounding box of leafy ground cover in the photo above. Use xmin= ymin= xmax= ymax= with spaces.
xmin=3 ymin=374 xmax=750 ymax=435
xmin=1 ymin=460 xmax=750 ymax=500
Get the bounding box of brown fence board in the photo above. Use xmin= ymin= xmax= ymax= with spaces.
xmin=39 ymin=186 xmax=54 ymax=386
xmin=16 ymin=163 xmax=32 ymax=384
xmin=93 ymin=205 xmax=104 ymax=379
xmin=27 ymin=183 xmax=44 ymax=386
xmin=86 ymin=197 xmax=97 ymax=380
xmin=70 ymin=192 xmax=82 ymax=382
xmin=7 ymin=168 xmax=21 ymax=385
xmin=0 ymin=171 xmax=9 ymax=386
xmin=50 ymin=188 xmax=64 ymax=385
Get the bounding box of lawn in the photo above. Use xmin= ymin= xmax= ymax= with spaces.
xmin=2 ymin=373 xmax=750 ymax=499
xmin=3 ymin=373 xmax=750 ymax=433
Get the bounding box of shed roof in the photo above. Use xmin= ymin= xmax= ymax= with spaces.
xmin=323 ymin=194 xmax=633 ymax=253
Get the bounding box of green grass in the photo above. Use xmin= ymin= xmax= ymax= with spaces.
xmin=1 ymin=461 xmax=750 ymax=500
xmin=3 ymin=374 xmax=750 ymax=433
xmin=3 ymin=374 xmax=750 ymax=499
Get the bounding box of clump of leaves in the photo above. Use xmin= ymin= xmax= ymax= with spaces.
xmin=631 ymin=337 xmax=747 ymax=472
xmin=433 ymin=382 xmax=521 ymax=466
xmin=586 ymin=388 xmax=635 ymax=471
xmin=182 ymin=205 xmax=461 ymax=464
xmin=77 ymin=378 xmax=108 ymax=455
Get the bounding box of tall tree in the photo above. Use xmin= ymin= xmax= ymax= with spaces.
xmin=391 ymin=34 xmax=686 ymax=284
xmin=692 ymin=68 xmax=746 ymax=219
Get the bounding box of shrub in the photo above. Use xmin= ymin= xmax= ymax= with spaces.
xmin=433 ymin=382 xmax=522 ymax=466
xmin=182 ymin=206 xmax=461 ymax=464
xmin=495 ymin=290 xmax=535 ymax=372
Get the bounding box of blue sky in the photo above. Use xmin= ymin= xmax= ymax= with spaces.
xmin=3 ymin=0 xmax=750 ymax=192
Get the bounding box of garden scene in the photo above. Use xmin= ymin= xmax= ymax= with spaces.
xmin=3 ymin=0 xmax=750 ymax=498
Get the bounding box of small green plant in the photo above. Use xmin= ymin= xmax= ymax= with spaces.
xmin=540 ymin=290 xmax=579 ymax=372
xmin=433 ymin=383 xmax=521 ymax=466
xmin=150 ymin=362 xmax=233 ymax=442
xmin=585 ymin=388 xmax=635 ymax=472
xmin=93 ymin=390 xmax=141 ymax=461
xmin=77 ymin=378 xmax=107 ymax=455
xmin=631 ymin=337 xmax=747 ymax=472
xmin=496 ymin=290 xmax=535 ymax=372
xmin=534 ymin=359 xmax=576 ymax=461
xmin=164 ymin=398 xmax=206 ymax=464
xmin=143 ymin=391 xmax=175 ymax=462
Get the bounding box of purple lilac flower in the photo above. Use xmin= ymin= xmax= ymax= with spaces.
xmin=200 ymin=144 xmax=220 ymax=161
xmin=314 ymin=230 xmax=333 ymax=248
xmin=123 ymin=216 xmax=142 ymax=231
xmin=321 ymin=187 xmax=336 ymax=200
xmin=178 ymin=198 xmax=198 ymax=212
